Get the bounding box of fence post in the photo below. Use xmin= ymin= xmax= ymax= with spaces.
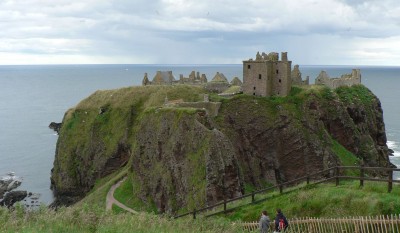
xmin=335 ymin=166 xmax=340 ymax=186
xmin=193 ymin=208 xmax=196 ymax=220
xmin=223 ymin=198 xmax=227 ymax=213
xmin=388 ymin=169 xmax=393 ymax=193
xmin=359 ymin=164 xmax=364 ymax=187
xmin=251 ymin=192 xmax=255 ymax=203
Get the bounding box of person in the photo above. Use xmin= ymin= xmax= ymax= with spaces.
xmin=259 ymin=210 xmax=270 ymax=233
xmin=274 ymin=208 xmax=288 ymax=232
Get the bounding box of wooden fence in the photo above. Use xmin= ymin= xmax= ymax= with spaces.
xmin=174 ymin=166 xmax=400 ymax=219
xmin=242 ymin=214 xmax=400 ymax=233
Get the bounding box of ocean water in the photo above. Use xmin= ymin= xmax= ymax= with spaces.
xmin=0 ymin=64 xmax=398 ymax=205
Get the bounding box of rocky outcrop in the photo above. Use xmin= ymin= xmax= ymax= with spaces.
xmin=0 ymin=191 xmax=27 ymax=207
xmin=131 ymin=109 xmax=242 ymax=213
xmin=0 ymin=173 xmax=36 ymax=208
xmin=49 ymin=122 xmax=62 ymax=134
xmin=50 ymin=85 xmax=391 ymax=212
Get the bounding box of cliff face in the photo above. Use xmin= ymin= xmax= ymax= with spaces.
xmin=51 ymin=85 xmax=391 ymax=212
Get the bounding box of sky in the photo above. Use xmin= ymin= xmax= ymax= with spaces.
xmin=1 ymin=0 xmax=400 ymax=65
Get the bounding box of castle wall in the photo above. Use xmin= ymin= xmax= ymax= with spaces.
xmin=272 ymin=61 xmax=292 ymax=96
xmin=243 ymin=51 xmax=292 ymax=97
xmin=291 ymin=64 xmax=309 ymax=86
xmin=243 ymin=61 xmax=271 ymax=96
xmin=315 ymin=69 xmax=361 ymax=89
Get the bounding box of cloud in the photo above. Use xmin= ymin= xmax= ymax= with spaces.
xmin=0 ymin=0 xmax=399 ymax=65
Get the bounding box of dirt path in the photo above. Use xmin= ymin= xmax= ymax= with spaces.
xmin=106 ymin=177 xmax=138 ymax=214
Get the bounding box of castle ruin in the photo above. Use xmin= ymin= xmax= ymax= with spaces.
xmin=291 ymin=64 xmax=309 ymax=86
xmin=141 ymin=52 xmax=361 ymax=97
xmin=142 ymin=70 xmax=208 ymax=86
xmin=315 ymin=69 xmax=361 ymax=89
xmin=243 ymin=52 xmax=292 ymax=97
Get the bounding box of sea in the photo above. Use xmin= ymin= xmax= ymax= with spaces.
xmin=0 ymin=64 xmax=399 ymax=205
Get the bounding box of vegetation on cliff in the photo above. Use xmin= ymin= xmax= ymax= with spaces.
xmin=51 ymin=84 xmax=391 ymax=215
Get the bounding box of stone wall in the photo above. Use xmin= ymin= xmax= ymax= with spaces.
xmin=243 ymin=61 xmax=271 ymax=96
xmin=291 ymin=65 xmax=310 ymax=86
xmin=315 ymin=69 xmax=361 ymax=88
xmin=242 ymin=51 xmax=292 ymax=97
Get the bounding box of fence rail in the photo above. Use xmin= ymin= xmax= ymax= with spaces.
xmin=242 ymin=214 xmax=400 ymax=233
xmin=174 ymin=166 xmax=400 ymax=219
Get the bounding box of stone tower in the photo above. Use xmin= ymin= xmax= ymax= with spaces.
xmin=243 ymin=52 xmax=292 ymax=97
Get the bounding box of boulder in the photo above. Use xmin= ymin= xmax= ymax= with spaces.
xmin=0 ymin=190 xmax=27 ymax=207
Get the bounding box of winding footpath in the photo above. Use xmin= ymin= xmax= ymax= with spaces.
xmin=106 ymin=177 xmax=138 ymax=214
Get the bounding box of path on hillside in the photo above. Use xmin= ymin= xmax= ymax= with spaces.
xmin=106 ymin=177 xmax=138 ymax=214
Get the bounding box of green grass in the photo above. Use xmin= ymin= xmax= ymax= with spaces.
xmin=335 ymin=85 xmax=375 ymax=105
xmin=111 ymin=204 xmax=126 ymax=214
xmin=223 ymin=85 xmax=242 ymax=94
xmin=220 ymin=180 xmax=400 ymax=222
xmin=75 ymin=167 xmax=129 ymax=208
xmin=331 ymin=139 xmax=361 ymax=176
xmin=0 ymin=205 xmax=242 ymax=233
xmin=112 ymin=174 xmax=158 ymax=213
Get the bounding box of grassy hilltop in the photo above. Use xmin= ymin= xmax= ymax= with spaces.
xmin=50 ymin=84 xmax=391 ymax=215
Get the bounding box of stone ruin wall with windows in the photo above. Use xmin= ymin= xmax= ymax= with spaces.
xmin=242 ymin=52 xmax=292 ymax=97
xmin=140 ymin=52 xmax=361 ymax=98
xmin=242 ymin=51 xmax=361 ymax=97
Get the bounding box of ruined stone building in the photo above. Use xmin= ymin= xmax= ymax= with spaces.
xmin=142 ymin=70 xmax=207 ymax=86
xmin=291 ymin=64 xmax=309 ymax=86
xmin=243 ymin=52 xmax=292 ymax=97
xmin=205 ymin=72 xmax=231 ymax=93
xmin=230 ymin=77 xmax=243 ymax=86
xmin=178 ymin=71 xmax=207 ymax=84
xmin=142 ymin=71 xmax=176 ymax=86
xmin=315 ymin=69 xmax=361 ymax=89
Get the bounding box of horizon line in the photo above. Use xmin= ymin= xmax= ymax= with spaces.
xmin=0 ymin=63 xmax=399 ymax=67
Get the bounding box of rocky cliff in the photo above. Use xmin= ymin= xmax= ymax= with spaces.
xmin=50 ymin=84 xmax=391 ymax=213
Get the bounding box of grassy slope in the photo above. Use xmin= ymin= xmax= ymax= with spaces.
xmin=0 ymin=206 xmax=241 ymax=233
xmin=223 ymin=181 xmax=400 ymax=222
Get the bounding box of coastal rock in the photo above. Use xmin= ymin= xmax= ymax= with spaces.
xmin=50 ymin=85 xmax=392 ymax=212
xmin=0 ymin=190 xmax=27 ymax=207
xmin=0 ymin=174 xmax=22 ymax=199
xmin=131 ymin=109 xmax=242 ymax=212
xmin=49 ymin=122 xmax=62 ymax=134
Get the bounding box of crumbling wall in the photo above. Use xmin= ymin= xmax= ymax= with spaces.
xmin=315 ymin=69 xmax=361 ymax=88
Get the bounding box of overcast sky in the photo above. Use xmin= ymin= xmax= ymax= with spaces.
xmin=1 ymin=0 xmax=400 ymax=65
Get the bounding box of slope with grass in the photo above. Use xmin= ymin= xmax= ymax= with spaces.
xmin=223 ymin=180 xmax=400 ymax=222
xmin=50 ymin=84 xmax=392 ymax=215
